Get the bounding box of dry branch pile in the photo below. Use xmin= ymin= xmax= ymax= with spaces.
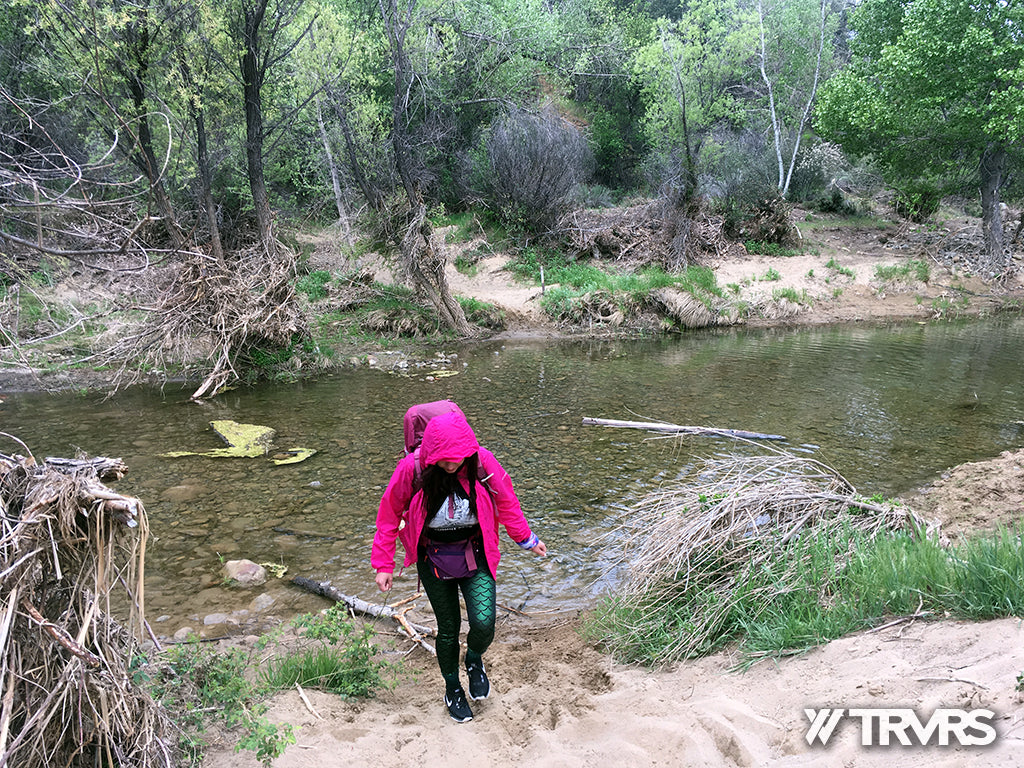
xmin=559 ymin=200 xmax=741 ymax=271
xmin=100 ymin=246 xmax=306 ymax=399
xmin=0 ymin=440 xmax=174 ymax=768
xmin=602 ymin=450 xmax=932 ymax=663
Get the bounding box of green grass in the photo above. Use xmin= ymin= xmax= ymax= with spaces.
xmin=148 ymin=606 xmax=387 ymax=766
xmin=296 ymin=270 xmax=332 ymax=301
xmin=438 ymin=211 xmax=480 ymax=244
xmin=745 ymin=241 xmax=801 ymax=258
xmin=874 ymin=259 xmax=930 ymax=284
xmin=798 ymin=214 xmax=895 ymax=231
xmin=825 ymin=258 xmax=855 ymax=278
xmin=538 ymin=265 xmax=724 ymax=321
xmin=150 ymin=643 xmax=295 ymax=766
xmin=585 ymin=521 xmax=1024 ymax=667
xmin=505 ymin=247 xmax=726 ymax=323
xmin=773 ymin=287 xmax=808 ymax=304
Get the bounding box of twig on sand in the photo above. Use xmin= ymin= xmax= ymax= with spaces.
xmin=295 ymin=684 xmax=324 ymax=719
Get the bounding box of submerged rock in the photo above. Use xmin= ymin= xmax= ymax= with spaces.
xmin=221 ymin=558 xmax=267 ymax=587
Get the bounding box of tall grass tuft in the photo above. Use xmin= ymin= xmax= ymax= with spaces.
xmin=584 ymin=449 xmax=1024 ymax=666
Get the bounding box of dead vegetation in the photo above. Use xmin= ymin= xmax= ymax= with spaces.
xmin=600 ymin=447 xmax=931 ymax=663
xmin=0 ymin=437 xmax=174 ymax=768
xmin=92 ymin=246 xmax=306 ymax=399
xmin=559 ymin=200 xmax=745 ymax=271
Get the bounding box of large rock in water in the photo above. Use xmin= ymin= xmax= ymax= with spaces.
xmin=221 ymin=559 xmax=267 ymax=587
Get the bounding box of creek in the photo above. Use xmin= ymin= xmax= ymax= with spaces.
xmin=4 ymin=316 xmax=1024 ymax=639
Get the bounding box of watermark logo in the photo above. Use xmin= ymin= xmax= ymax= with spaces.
xmin=805 ymin=707 xmax=997 ymax=747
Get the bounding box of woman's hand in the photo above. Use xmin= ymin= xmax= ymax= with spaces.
xmin=375 ymin=571 xmax=393 ymax=592
xmin=530 ymin=540 xmax=547 ymax=556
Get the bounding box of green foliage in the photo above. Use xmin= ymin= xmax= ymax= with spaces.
xmin=587 ymin=521 xmax=1024 ymax=665
xmin=263 ymin=608 xmax=384 ymax=696
xmin=892 ymin=177 xmax=944 ymax=222
xmin=874 ymin=260 xmax=930 ymax=284
xmin=438 ymin=211 xmax=480 ymax=244
xmin=761 ymin=268 xmax=781 ymax=282
xmin=150 ymin=608 xmax=387 ymax=766
xmin=815 ymin=0 xmax=1024 ymax=209
xmin=825 ymin=258 xmax=854 ymax=278
xmin=772 ymin=287 xmax=807 ymax=304
xmin=151 ymin=643 xmax=294 ymax=766
xmin=530 ymin=260 xmax=724 ymax=322
xmin=930 ymin=294 xmax=972 ymax=318
xmin=296 ymin=270 xmax=332 ymax=302
xmin=745 ymin=241 xmax=800 ymax=258
xmin=632 ymin=5 xmax=755 ymax=204
xmin=458 ymin=296 xmax=505 ymax=330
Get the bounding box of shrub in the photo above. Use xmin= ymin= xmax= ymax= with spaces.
xmin=296 ymin=270 xmax=332 ymax=302
xmin=892 ymin=177 xmax=943 ymax=222
xmin=484 ymin=107 xmax=593 ymax=233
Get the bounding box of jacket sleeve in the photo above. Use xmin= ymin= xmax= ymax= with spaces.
xmin=371 ymin=455 xmax=416 ymax=573
xmin=478 ymin=449 xmax=534 ymax=545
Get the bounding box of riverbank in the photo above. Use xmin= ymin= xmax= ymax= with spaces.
xmin=2 ymin=206 xmax=1023 ymax=397
xmin=201 ymin=611 xmax=1024 ymax=767
xmin=197 ymin=446 xmax=1024 ymax=768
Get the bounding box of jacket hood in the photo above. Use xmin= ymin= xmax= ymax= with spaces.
xmin=419 ymin=410 xmax=479 ymax=466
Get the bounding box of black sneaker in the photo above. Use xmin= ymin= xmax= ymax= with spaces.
xmin=466 ymin=661 xmax=490 ymax=701
xmin=444 ymin=687 xmax=473 ymax=723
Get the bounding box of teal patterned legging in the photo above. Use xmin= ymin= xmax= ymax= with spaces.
xmin=417 ymin=559 xmax=496 ymax=684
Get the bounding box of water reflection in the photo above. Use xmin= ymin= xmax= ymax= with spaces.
xmin=3 ymin=316 xmax=1024 ymax=637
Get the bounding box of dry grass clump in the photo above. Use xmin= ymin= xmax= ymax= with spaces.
xmin=651 ymin=286 xmax=733 ymax=328
xmin=594 ymin=450 xmax=929 ymax=664
xmin=0 ymin=437 xmax=174 ymax=768
xmin=95 ymin=245 xmax=305 ymax=400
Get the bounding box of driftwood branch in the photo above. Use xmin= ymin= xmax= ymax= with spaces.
xmin=292 ymin=576 xmax=436 ymax=655
xmin=582 ymin=417 xmax=785 ymax=441
xmin=21 ymin=600 xmax=102 ymax=667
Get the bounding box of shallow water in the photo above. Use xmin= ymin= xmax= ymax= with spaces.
xmin=4 ymin=316 xmax=1024 ymax=637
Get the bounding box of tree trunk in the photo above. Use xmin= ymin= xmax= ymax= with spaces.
xmin=241 ymin=0 xmax=277 ymax=256
xmin=179 ymin=58 xmax=224 ymax=263
xmin=194 ymin=105 xmax=225 ymax=263
xmin=124 ymin=20 xmax=184 ymax=249
xmin=403 ymin=200 xmax=472 ymax=335
xmin=979 ymin=143 xmax=1007 ymax=275
xmin=327 ymin=85 xmax=385 ymax=213
xmin=315 ymin=96 xmax=352 ymax=243
xmin=379 ymin=0 xmax=470 ymax=335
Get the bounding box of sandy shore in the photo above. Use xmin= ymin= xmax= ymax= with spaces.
xmin=201 ymin=610 xmax=1024 ymax=767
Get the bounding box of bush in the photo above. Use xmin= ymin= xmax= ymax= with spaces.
xmin=788 ymin=141 xmax=847 ymax=203
xmin=484 ymin=107 xmax=593 ymax=233
xmin=892 ymin=177 xmax=943 ymax=222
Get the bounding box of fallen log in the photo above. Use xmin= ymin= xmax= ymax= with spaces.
xmin=582 ymin=417 xmax=785 ymax=441
xmin=292 ymin=576 xmax=436 ymax=655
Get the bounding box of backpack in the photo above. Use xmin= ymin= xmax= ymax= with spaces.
xmin=402 ymin=400 xmax=492 ymax=495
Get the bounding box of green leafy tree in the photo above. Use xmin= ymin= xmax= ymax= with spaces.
xmin=816 ymin=0 xmax=1024 ymax=269
xmin=21 ymin=0 xmax=188 ymax=247
xmin=632 ymin=3 xmax=755 ymax=209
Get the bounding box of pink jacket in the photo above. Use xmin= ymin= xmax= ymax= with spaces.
xmin=371 ymin=410 xmax=535 ymax=577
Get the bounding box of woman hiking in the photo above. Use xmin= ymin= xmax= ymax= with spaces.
xmin=371 ymin=406 xmax=547 ymax=723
